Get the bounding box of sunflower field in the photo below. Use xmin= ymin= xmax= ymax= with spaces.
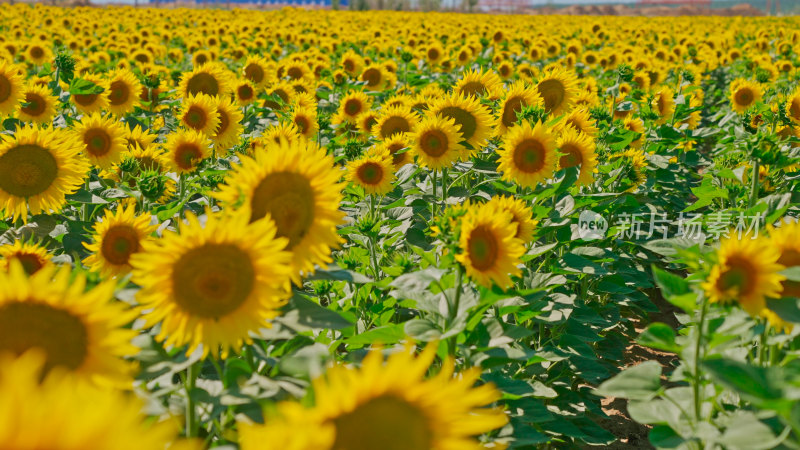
xmin=1 ymin=4 xmax=800 ymax=449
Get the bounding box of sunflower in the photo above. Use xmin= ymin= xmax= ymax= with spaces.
xmin=240 ymin=343 xmax=508 ymax=450
xmin=212 ymin=96 xmax=244 ymax=151
xmin=0 ymin=126 xmax=88 ymax=223
xmin=242 ymin=56 xmax=271 ymax=88
xmin=785 ymin=89 xmax=800 ymax=124
xmin=215 ymin=140 xmax=344 ymax=284
xmin=291 ymin=106 xmax=318 ymax=140
xmin=409 ymin=114 xmax=464 ymax=170
xmin=729 ymin=79 xmax=761 ymax=114
xmin=179 ymin=94 xmax=221 ymax=136
xmin=623 ymin=116 xmax=645 ymax=149
xmin=70 ymin=74 xmax=109 ymax=115
xmin=104 ymin=69 xmax=142 ymax=117
xmin=496 ymin=81 xmax=543 ymax=136
xmin=337 ymin=90 xmax=372 ymax=123
xmin=360 ymin=64 xmax=390 ymax=91
xmin=234 ymin=79 xmax=258 ymax=106
xmin=487 ymin=195 xmax=537 ymax=244
xmin=702 ymin=234 xmax=785 ymax=316
xmin=74 ymin=113 xmax=127 ymax=169
xmin=769 ymin=220 xmax=800 ymax=298
xmin=261 ymin=122 xmax=302 ymax=147
xmin=383 ymin=133 xmax=411 ymax=169
xmin=17 ymin=83 xmax=56 ymax=124
xmin=25 ymin=41 xmax=51 ymax=66
xmin=178 ymin=62 xmax=231 ymax=98
xmin=535 ymin=66 xmax=579 ymax=117
xmin=346 ymin=147 xmax=396 ymax=196
xmin=0 ymin=59 xmax=24 ymax=116
xmin=340 ymin=50 xmax=364 ymax=77
xmin=357 ymin=110 xmax=380 ymax=136
xmin=651 ymin=87 xmax=675 ymax=124
xmin=125 ymin=124 xmax=157 ymax=152
xmin=497 ymin=121 xmax=557 ymax=189
xmin=560 ymin=107 xmax=599 ymax=137
xmin=0 ymin=262 xmax=137 ymax=385
xmin=454 ymin=68 xmax=503 ymax=99
xmin=456 ymin=201 xmax=525 ymax=289
xmin=557 ymin=126 xmax=597 ymax=185
xmin=429 ymin=94 xmax=493 ymax=151
xmin=0 ymin=240 xmax=52 ymax=275
xmin=263 ymin=81 xmax=294 ymax=111
xmin=131 ymin=211 xmax=291 ymax=358
xmin=0 ymin=352 xmax=184 ymax=449
xmin=83 ymin=205 xmax=156 ymax=278
xmin=373 ymin=105 xmax=419 ymax=140
xmin=164 ymin=128 xmax=211 ymax=174
xmin=108 ymin=146 xmax=176 ymax=205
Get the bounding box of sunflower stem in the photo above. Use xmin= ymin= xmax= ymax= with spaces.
xmin=758 ymin=324 xmax=769 ymax=367
xmin=185 ymin=361 xmax=199 ymax=438
xmin=441 ymin=168 xmax=448 ymax=211
xmin=81 ymin=177 xmax=90 ymax=223
xmin=431 ymin=170 xmax=438 ymax=217
xmin=447 ymin=264 xmax=464 ymax=357
xmin=748 ymin=159 xmax=759 ymax=209
xmin=692 ymin=293 xmax=709 ymax=423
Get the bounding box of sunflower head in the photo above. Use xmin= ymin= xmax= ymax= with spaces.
xmin=83 ymin=205 xmax=157 ymax=278
xmin=487 ymin=195 xmax=537 ymax=243
xmin=785 ymin=89 xmax=800 ymax=124
xmin=410 ymin=114 xmax=464 ymax=170
xmin=17 ymin=83 xmax=57 ymax=124
xmin=557 ymin=126 xmax=598 ymax=185
xmin=292 ymin=106 xmax=319 ymax=140
xmin=535 ymin=67 xmax=579 ymax=118
xmin=702 ymin=233 xmax=785 ymax=316
xmin=729 ymin=79 xmax=762 ymax=114
xmin=212 ymin=96 xmax=245 ymax=151
xmin=164 ymin=128 xmax=212 ymax=174
xmin=346 ymin=147 xmax=396 ymax=196
xmin=429 ymin=93 xmax=493 ymax=151
xmin=75 ymin=113 xmax=127 ymax=168
xmin=0 ymin=59 xmax=24 ymax=116
xmin=454 ymin=68 xmax=502 ymax=100
xmin=179 ymin=93 xmax=221 ymax=136
xmin=373 ymin=105 xmax=419 ymax=140
xmin=179 ymin=62 xmax=231 ymax=98
xmin=497 ymin=120 xmax=557 ymax=189
xmin=651 ymin=87 xmax=676 ymax=123
xmin=769 ymin=220 xmax=800 ymax=298
xmin=338 ymin=90 xmax=372 ymax=122
xmin=0 ymin=240 xmax=52 ymax=275
xmin=105 ymin=69 xmax=142 ymax=116
xmin=496 ymin=81 xmax=544 ymax=136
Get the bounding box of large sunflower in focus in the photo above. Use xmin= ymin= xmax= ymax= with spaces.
xmin=702 ymin=234 xmax=785 ymax=316
xmin=17 ymin=84 xmax=57 ymax=124
xmin=179 ymin=94 xmax=221 ymax=136
xmin=0 ymin=263 xmax=138 ymax=386
xmin=0 ymin=126 xmax=89 ymax=223
xmin=215 ymin=140 xmax=345 ymax=284
xmin=729 ymin=79 xmax=762 ymax=114
xmin=557 ymin=126 xmax=597 ymax=185
xmin=497 ymin=121 xmax=557 ymax=189
xmin=428 ymin=94 xmax=493 ymax=152
xmin=346 ymin=147 xmax=396 ymax=196
xmin=84 ymin=205 xmax=157 ymax=278
xmin=239 ymin=344 xmax=508 ymax=450
xmin=487 ymin=195 xmax=537 ymax=244
xmin=337 ymin=90 xmax=372 ymax=123
xmin=0 ymin=352 xmax=181 ymax=449
xmin=410 ymin=114 xmax=464 ymax=170
xmin=131 ymin=211 xmax=292 ymax=358
xmin=0 ymin=59 xmax=24 ymax=116
xmin=535 ymin=66 xmax=579 ymax=117
xmin=164 ymin=128 xmax=212 ymax=174
xmin=179 ymin=62 xmax=232 ymax=98
xmin=74 ymin=113 xmax=127 ymax=168
xmin=457 ymin=201 xmax=525 ymax=289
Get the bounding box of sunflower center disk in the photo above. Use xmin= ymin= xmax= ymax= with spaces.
xmin=216 ymin=111 xmax=230 ymax=135
xmin=187 ymin=73 xmax=219 ymax=97
xmin=468 ymin=225 xmax=499 ymax=270
xmin=101 ymin=225 xmax=140 ymax=265
xmin=244 ymin=64 xmax=264 ymax=84
xmin=460 ymin=81 xmax=486 ymax=98
xmin=559 ymin=145 xmax=583 ymax=169
xmin=109 ymin=80 xmax=130 ymax=106
xmin=715 ymin=257 xmax=755 ymax=297
xmin=0 ymin=302 xmax=88 ymax=371
xmin=344 ymin=99 xmax=362 ymax=116
xmin=439 ymin=106 xmax=476 ymax=141
xmin=357 ymin=162 xmax=384 ymax=186
xmin=21 ymin=93 xmax=45 ymax=116
xmin=790 ymin=100 xmax=800 ymax=120
xmin=513 ymin=139 xmax=546 ymax=174
xmin=84 ymin=128 xmax=112 ymax=157
xmin=176 ymin=144 xmax=202 ymax=169
xmin=73 ymin=92 xmax=98 ymax=106
xmin=186 ymin=107 xmax=207 ymax=130
xmin=735 ymin=89 xmax=753 ymax=108
xmin=537 ymin=79 xmax=565 ymax=113
xmin=380 ymin=116 xmax=410 ymax=139
xmin=30 ymin=46 xmax=44 ymax=59
xmin=172 ymin=243 xmax=255 ymax=319
xmin=331 ymin=395 xmax=432 ymax=450
xmin=0 ymin=75 xmax=11 ymax=103
xmin=0 ymin=145 xmax=58 ymax=197
xmin=502 ymin=96 xmax=525 ymax=128
xmin=420 ymin=129 xmax=448 ymax=157
xmin=15 ymin=253 xmax=45 ymax=275
xmin=250 ymin=172 xmax=315 ymax=249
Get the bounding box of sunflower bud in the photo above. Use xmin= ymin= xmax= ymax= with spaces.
xmin=138 ymin=170 xmax=167 ymax=202
xmin=617 ymin=64 xmax=634 ymax=83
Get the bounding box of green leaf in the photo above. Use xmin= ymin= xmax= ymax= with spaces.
xmin=69 ymin=77 xmax=105 ymax=95
xmin=780 ymin=266 xmax=800 ymax=282
xmin=594 ymin=360 xmax=662 ymax=401
xmin=403 ymin=319 xmax=441 ymax=341
xmin=308 ymin=264 xmax=373 ymax=284
xmin=649 ymin=425 xmax=685 ymax=449
xmin=701 ymin=359 xmax=796 ymax=413
xmin=652 ymin=266 xmax=689 ymax=298
xmin=279 ymin=295 xmax=354 ymax=331
xmin=347 ymin=324 xmax=406 ymax=346
xmin=637 ymin=323 xmax=680 ymax=353
xmin=765 ymin=297 xmax=800 ymax=324
xmin=714 ymin=412 xmax=784 ymax=450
